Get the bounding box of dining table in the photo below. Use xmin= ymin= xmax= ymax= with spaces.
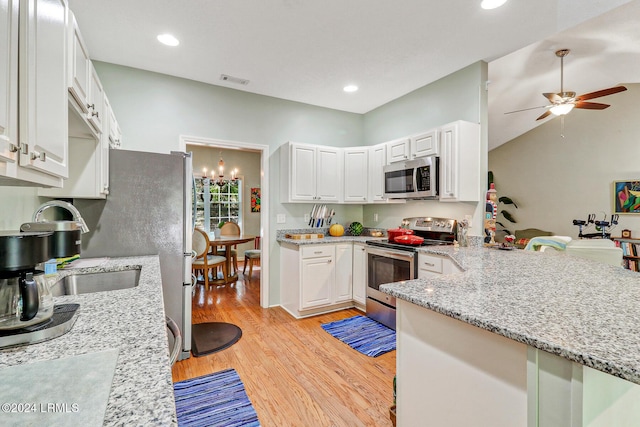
xmin=206 ymin=233 xmax=256 ymax=284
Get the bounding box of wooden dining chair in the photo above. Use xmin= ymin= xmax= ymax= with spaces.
xmin=243 ymin=236 xmax=261 ymax=278
xmin=218 ymin=222 xmax=240 ymax=273
xmin=192 ymin=228 xmax=226 ymax=288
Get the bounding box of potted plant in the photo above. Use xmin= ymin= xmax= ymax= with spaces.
xmin=214 ymin=221 xmax=225 ymax=238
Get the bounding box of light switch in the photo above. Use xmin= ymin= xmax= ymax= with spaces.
xmin=277 ymin=214 xmax=286 ymax=224
xmin=373 ymin=213 xmax=378 ymax=222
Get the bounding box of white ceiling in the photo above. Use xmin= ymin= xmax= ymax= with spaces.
xmin=67 ymin=0 xmax=639 ymax=149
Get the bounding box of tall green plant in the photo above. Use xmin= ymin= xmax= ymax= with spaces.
xmin=488 ymin=171 xmax=518 ymax=236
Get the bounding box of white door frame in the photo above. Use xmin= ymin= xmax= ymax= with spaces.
xmin=179 ymin=135 xmax=270 ymax=309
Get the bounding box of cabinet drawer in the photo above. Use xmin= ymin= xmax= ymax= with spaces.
xmin=301 ymin=245 xmax=334 ymax=259
xmin=418 ymin=254 xmax=443 ymax=274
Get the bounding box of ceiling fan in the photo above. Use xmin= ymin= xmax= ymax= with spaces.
xmin=506 ymin=49 xmax=627 ymax=121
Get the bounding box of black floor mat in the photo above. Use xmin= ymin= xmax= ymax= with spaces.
xmin=191 ymin=322 xmax=242 ymax=357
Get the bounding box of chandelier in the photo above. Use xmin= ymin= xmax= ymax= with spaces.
xmin=201 ymin=152 xmax=238 ymax=186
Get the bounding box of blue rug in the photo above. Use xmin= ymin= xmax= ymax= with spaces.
xmin=174 ymin=368 xmax=260 ymax=427
xmin=321 ymin=315 xmax=396 ymax=357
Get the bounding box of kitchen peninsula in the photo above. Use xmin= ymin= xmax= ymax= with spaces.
xmin=0 ymin=256 xmax=177 ymax=426
xmin=382 ymin=246 xmax=640 ymax=426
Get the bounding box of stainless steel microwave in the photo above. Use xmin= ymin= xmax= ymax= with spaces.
xmin=383 ymin=157 xmax=438 ymax=199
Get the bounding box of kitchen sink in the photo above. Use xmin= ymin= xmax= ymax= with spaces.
xmin=50 ymin=269 xmax=141 ymax=296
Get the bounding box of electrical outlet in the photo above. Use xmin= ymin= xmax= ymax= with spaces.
xmin=277 ymin=214 xmax=286 ymax=224
xmin=464 ymin=214 xmax=473 ymax=228
xmin=374 ymin=213 xmax=378 ymax=222
xmin=304 ymin=213 xmax=310 ymax=223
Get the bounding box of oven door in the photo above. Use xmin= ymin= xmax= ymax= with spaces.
xmin=366 ymin=246 xmax=416 ymax=306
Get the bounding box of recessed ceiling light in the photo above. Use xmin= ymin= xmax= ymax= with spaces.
xmin=157 ymin=33 xmax=179 ymax=47
xmin=343 ymin=85 xmax=358 ymax=93
xmin=481 ymin=0 xmax=507 ymax=9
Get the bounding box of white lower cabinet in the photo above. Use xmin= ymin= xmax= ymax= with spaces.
xmin=417 ymin=253 xmax=461 ymax=278
xmin=281 ymin=242 xmax=356 ymax=318
xmin=334 ymin=243 xmax=353 ymax=303
xmin=352 ymin=243 xmax=367 ymax=306
xmin=300 ymin=246 xmax=334 ymax=309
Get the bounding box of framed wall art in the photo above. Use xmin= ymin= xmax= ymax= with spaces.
xmin=251 ymin=187 xmax=261 ymax=212
xmin=614 ymin=180 xmax=640 ymax=214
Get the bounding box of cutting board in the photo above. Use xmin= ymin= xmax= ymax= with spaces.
xmin=0 ymin=348 xmax=119 ymax=427
xmin=285 ymin=233 xmax=325 ymax=240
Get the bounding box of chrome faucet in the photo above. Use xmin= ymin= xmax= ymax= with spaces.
xmin=32 ymin=200 xmax=90 ymax=233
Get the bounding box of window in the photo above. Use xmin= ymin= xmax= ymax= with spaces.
xmin=194 ymin=178 xmax=242 ymax=231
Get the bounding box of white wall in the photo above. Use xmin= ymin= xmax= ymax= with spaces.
xmin=488 ymin=83 xmax=640 ymax=238
xmin=363 ymin=61 xmax=489 ymax=235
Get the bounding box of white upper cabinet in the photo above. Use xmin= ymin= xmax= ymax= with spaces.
xmin=439 ymin=120 xmax=480 ymax=202
xmin=368 ymin=142 xmax=386 ymax=202
xmin=0 ymin=0 xmax=19 ymax=167
xmin=67 ymin=10 xmax=90 ymax=115
xmin=281 ymin=141 xmax=342 ymax=202
xmin=87 ymin=62 xmax=104 ymax=133
xmin=343 ymin=147 xmax=368 ymax=203
xmin=386 ymin=137 xmax=410 ymax=163
xmin=16 ymin=0 xmax=69 ymax=183
xmin=108 ymin=101 xmax=122 ymax=148
xmin=410 ymin=129 xmax=439 ymax=158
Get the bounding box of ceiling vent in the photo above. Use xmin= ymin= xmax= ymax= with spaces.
xmin=220 ymin=74 xmax=250 ymax=85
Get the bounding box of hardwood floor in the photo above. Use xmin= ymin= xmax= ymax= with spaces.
xmin=172 ymin=263 xmax=396 ymax=426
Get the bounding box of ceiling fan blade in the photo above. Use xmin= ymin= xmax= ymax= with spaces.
xmin=576 ymin=86 xmax=627 ymax=101
xmin=574 ymin=101 xmax=610 ymax=110
xmin=504 ymin=105 xmax=548 ymax=115
xmin=543 ymin=93 xmax=562 ymax=103
xmin=536 ymin=110 xmax=552 ymax=121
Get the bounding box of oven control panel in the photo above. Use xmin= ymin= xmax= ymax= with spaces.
xmin=408 ymin=217 xmax=456 ymax=233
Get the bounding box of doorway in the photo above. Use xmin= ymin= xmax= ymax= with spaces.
xmin=179 ymin=135 xmax=270 ymax=309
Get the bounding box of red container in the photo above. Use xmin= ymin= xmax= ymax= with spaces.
xmin=394 ymin=235 xmax=425 ymax=245
xmin=387 ymin=228 xmax=414 ymax=242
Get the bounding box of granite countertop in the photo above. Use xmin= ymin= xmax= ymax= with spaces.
xmin=0 ymin=256 xmax=177 ymax=426
xmin=380 ymin=246 xmax=640 ymax=385
xmin=277 ymin=228 xmax=386 ymax=245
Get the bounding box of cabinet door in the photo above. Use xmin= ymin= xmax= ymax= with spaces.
xmin=18 ymin=0 xmax=69 ymax=179
xmin=300 ymin=255 xmax=333 ymax=309
xmin=67 ymin=11 xmax=90 ymax=114
xmin=87 ymin=63 xmax=104 ymax=133
xmin=411 ymin=129 xmax=438 ymax=158
xmin=290 ymin=143 xmax=317 ymax=201
xmin=439 ymin=123 xmax=458 ymax=201
xmin=343 ymin=148 xmax=368 ymax=203
xmin=368 ymin=143 xmax=386 ymax=202
xmin=334 ymin=243 xmax=353 ymax=303
xmin=316 ymin=146 xmax=341 ymax=201
xmin=387 ymin=138 xmax=410 ymax=163
xmin=0 ymin=0 xmax=18 ymax=166
xmin=100 ymin=95 xmax=111 ymax=194
xmin=352 ymin=243 xmax=367 ymax=305
xmin=108 ymin=102 xmax=122 ymax=148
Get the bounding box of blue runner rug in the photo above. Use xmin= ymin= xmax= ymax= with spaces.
xmin=321 ymin=315 xmax=396 ymax=357
xmin=174 ymin=368 xmax=260 ymax=427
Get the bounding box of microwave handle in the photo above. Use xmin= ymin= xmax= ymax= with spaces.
xmin=413 ymin=168 xmax=418 ymax=193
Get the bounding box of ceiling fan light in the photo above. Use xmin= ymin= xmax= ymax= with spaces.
xmin=481 ymin=0 xmax=507 ymax=10
xmin=550 ymin=103 xmax=575 ymax=116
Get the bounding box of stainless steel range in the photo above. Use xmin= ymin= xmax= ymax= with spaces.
xmin=365 ymin=217 xmax=457 ymax=330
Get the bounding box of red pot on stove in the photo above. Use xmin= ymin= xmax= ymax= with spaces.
xmin=386 ymin=228 xmax=414 ymax=242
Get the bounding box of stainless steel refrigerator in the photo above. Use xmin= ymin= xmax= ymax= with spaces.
xmin=76 ymin=149 xmax=194 ymax=360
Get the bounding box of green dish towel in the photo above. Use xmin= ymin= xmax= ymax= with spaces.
xmin=524 ymin=236 xmax=571 ymax=251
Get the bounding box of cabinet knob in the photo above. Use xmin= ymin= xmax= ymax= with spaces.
xmin=327 ymin=259 xmax=332 ymax=263
xmin=92 ymin=111 xmax=99 ymax=118
xmin=424 ymin=262 xmax=435 ymax=267
xmin=30 ymin=151 xmax=46 ymax=162
xmin=87 ymin=103 xmax=95 ymax=110
xmin=9 ymin=143 xmax=19 ymax=153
